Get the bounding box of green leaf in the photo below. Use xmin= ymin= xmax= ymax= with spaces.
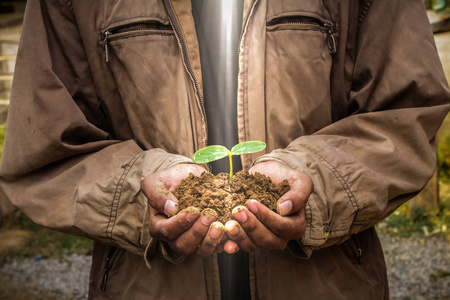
xmin=231 ymin=141 xmax=266 ymax=156
xmin=192 ymin=145 xmax=229 ymax=163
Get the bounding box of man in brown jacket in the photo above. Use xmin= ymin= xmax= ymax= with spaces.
xmin=1 ymin=0 xmax=449 ymax=299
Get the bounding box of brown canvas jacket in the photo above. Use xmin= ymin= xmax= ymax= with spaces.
xmin=1 ymin=0 xmax=449 ymax=299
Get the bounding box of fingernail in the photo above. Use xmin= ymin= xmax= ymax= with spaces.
xmin=164 ymin=200 xmax=178 ymax=216
xmin=233 ymin=206 xmax=248 ymax=223
xmin=182 ymin=207 xmax=200 ymax=222
xmin=201 ymin=209 xmax=217 ymax=226
xmin=246 ymin=200 xmax=259 ymax=214
xmin=227 ymin=224 xmax=239 ymax=236
xmin=210 ymin=223 xmax=223 ymax=239
xmin=278 ymin=200 xmax=292 ymax=216
xmin=229 ymin=245 xmax=239 ymax=254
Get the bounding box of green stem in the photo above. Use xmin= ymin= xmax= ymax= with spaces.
xmin=228 ymin=152 xmax=233 ymax=181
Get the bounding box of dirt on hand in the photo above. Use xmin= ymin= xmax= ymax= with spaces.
xmin=173 ymin=170 xmax=290 ymax=224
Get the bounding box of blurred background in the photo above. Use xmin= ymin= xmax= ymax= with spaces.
xmin=0 ymin=0 xmax=449 ymax=299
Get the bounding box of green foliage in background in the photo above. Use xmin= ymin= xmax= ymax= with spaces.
xmin=438 ymin=133 xmax=450 ymax=182
xmin=377 ymin=195 xmax=450 ymax=241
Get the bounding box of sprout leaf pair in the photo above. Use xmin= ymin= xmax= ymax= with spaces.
xmin=192 ymin=141 xmax=266 ymax=180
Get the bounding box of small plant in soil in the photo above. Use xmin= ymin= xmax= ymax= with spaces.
xmin=192 ymin=141 xmax=266 ymax=181
xmin=174 ymin=141 xmax=290 ymax=224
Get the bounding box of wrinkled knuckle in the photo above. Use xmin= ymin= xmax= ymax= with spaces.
xmin=231 ymin=232 xmax=246 ymax=243
xmin=274 ymin=221 xmax=289 ymax=236
xmin=191 ymin=226 xmax=206 ymax=239
xmin=255 ymin=211 xmax=268 ymax=223
xmin=201 ymin=240 xmax=216 ymax=249
xmin=176 ymin=217 xmax=191 ymax=231
xmin=243 ymin=220 xmax=258 ymax=233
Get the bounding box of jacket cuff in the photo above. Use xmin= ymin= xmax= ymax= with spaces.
xmin=158 ymin=241 xmax=188 ymax=264
xmin=143 ymin=239 xmax=188 ymax=268
xmin=94 ymin=145 xmax=192 ymax=258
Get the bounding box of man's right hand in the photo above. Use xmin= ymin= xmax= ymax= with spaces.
xmin=142 ymin=163 xmax=227 ymax=257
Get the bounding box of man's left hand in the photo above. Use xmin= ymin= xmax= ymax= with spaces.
xmin=223 ymin=161 xmax=313 ymax=253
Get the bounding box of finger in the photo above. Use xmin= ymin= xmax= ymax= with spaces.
xmin=196 ymin=222 xmax=225 ymax=257
xmin=231 ymin=206 xmax=287 ymax=251
xmin=143 ymin=176 xmax=179 ymax=216
xmin=223 ymin=240 xmax=240 ymax=254
xmin=224 ymin=219 xmax=257 ymax=252
xmin=277 ymin=173 xmax=312 ymax=216
xmin=246 ymin=200 xmax=305 ymax=240
xmin=169 ymin=210 xmax=217 ymax=255
xmin=148 ymin=206 xmax=200 ymax=241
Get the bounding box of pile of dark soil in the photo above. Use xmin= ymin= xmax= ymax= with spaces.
xmin=174 ymin=170 xmax=290 ymax=224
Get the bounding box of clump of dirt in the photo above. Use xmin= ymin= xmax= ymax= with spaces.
xmin=174 ymin=170 xmax=290 ymax=224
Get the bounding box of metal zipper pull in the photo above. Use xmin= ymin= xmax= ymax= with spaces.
xmin=103 ymin=30 xmax=111 ymax=62
xmin=324 ymin=23 xmax=336 ymax=54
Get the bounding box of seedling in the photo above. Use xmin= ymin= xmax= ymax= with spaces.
xmin=192 ymin=141 xmax=266 ymax=180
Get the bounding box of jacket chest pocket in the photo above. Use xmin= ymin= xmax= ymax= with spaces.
xmin=99 ymin=18 xmax=195 ymax=155
xmin=264 ymin=12 xmax=336 ymax=148
xmin=102 ymin=20 xmax=174 ymax=63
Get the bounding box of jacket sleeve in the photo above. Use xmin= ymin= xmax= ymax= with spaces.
xmin=256 ymin=0 xmax=450 ymax=257
xmin=0 ymin=0 xmax=191 ymax=256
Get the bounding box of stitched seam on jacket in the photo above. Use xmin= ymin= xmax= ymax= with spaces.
xmin=307 ymin=229 xmax=352 ymax=242
xmin=165 ymin=158 xmax=194 ymax=169
xmin=106 ymin=153 xmax=142 ymax=242
xmin=306 ymin=201 xmax=314 ymax=240
xmin=312 ymin=151 xmax=359 ymax=212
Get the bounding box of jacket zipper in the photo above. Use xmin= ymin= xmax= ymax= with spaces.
xmin=238 ymin=0 xmax=258 ymax=60
xmin=101 ymin=246 xmax=117 ymax=291
xmin=163 ymin=0 xmax=208 ymax=149
xmin=103 ymin=20 xmax=172 ymax=62
xmin=236 ymin=0 xmax=258 ymax=146
xmin=267 ymin=16 xmax=336 ymax=54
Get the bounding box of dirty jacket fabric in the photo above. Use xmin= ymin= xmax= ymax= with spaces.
xmin=1 ymin=0 xmax=449 ymax=299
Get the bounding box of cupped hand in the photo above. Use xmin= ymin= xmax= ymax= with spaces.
xmin=142 ymin=163 xmax=227 ymax=257
xmin=223 ymin=161 xmax=313 ymax=253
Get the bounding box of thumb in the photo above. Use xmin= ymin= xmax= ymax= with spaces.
xmin=277 ymin=172 xmax=313 ymax=216
xmin=142 ymin=173 xmax=179 ymax=216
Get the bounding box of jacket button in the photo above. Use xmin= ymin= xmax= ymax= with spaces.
xmin=322 ymin=224 xmax=330 ymax=239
